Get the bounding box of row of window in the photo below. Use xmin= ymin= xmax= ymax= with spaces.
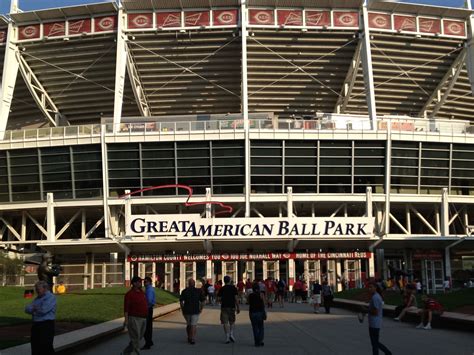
xmin=0 ymin=140 xmax=474 ymax=201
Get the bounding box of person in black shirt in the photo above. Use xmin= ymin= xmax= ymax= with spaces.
xmin=312 ymin=280 xmax=322 ymax=314
xmin=248 ymin=282 xmax=266 ymax=347
xmin=179 ymin=279 xmax=206 ymax=344
xmin=217 ymin=275 xmax=240 ymax=343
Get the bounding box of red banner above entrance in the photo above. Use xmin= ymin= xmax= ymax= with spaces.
xmin=128 ymin=251 xmax=372 ymax=262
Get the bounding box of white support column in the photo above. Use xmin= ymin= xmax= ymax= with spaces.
xmin=20 ymin=211 xmax=26 ymax=242
xmin=46 ymin=193 xmax=55 ymax=242
xmin=241 ymin=0 xmax=251 ymax=217
xmin=124 ymin=256 xmax=131 ymax=286
xmin=102 ymin=262 xmax=107 ymax=288
xmin=441 ymin=188 xmax=449 ymax=236
xmin=384 ymin=125 xmax=392 ymax=236
xmin=113 ymin=3 xmax=127 ymax=133
xmin=334 ymin=41 xmax=362 ymax=114
xmin=81 ymin=209 xmax=86 ymax=240
xmin=90 ymin=253 xmax=95 ymax=289
xmin=179 ymin=262 xmax=186 ymax=292
xmin=151 ymin=262 xmax=156 ymax=284
xmin=100 ymin=125 xmax=111 ymax=240
xmin=336 ymin=260 xmax=342 ymax=292
xmin=366 ymin=187 xmax=375 ymax=278
xmin=361 ymin=1 xmax=377 ymax=130
xmin=206 ymin=260 xmax=213 ymax=283
xmin=84 ymin=254 xmax=89 ymax=290
xmin=287 ymin=186 xmax=293 ymax=218
xmin=288 ymin=259 xmax=295 ymax=291
xmin=206 ymin=187 xmax=212 ymax=218
xmin=126 ymin=48 xmax=150 ymax=116
xmin=0 ymin=1 xmax=20 ymax=140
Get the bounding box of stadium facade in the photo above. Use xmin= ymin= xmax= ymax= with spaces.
xmin=0 ymin=0 xmax=473 ymax=293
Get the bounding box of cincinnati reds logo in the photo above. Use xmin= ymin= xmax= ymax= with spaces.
xmin=338 ymin=14 xmax=356 ymax=26
xmin=98 ymin=17 xmax=114 ymax=31
xmin=22 ymin=25 xmax=38 ymax=38
xmin=132 ymin=15 xmax=150 ymax=27
xmin=372 ymin=15 xmax=388 ymax=28
xmin=254 ymin=11 xmax=272 ymax=24
xmin=130 ymin=255 xmax=138 ymax=262
xmin=221 ymin=253 xmax=230 ymax=260
xmin=283 ymin=253 xmax=291 ymax=259
xmin=217 ymin=11 xmax=235 ymax=24
xmin=447 ymin=22 xmax=462 ymax=35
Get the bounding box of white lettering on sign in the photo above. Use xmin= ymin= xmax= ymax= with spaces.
xmin=126 ymin=215 xmax=375 ymax=238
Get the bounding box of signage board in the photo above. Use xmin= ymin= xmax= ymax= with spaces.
xmin=128 ymin=13 xmax=153 ymax=29
xmin=128 ymin=251 xmax=373 ymax=262
xmin=126 ymin=214 xmax=375 ymax=238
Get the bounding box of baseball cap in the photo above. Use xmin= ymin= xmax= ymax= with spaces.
xmin=131 ymin=276 xmax=142 ymax=283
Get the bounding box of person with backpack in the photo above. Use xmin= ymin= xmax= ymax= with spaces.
xmin=311 ymin=280 xmax=322 ymax=314
xmin=416 ymin=295 xmax=443 ymax=330
xmin=321 ymin=280 xmax=333 ymax=314
xmin=276 ymin=279 xmax=286 ymax=308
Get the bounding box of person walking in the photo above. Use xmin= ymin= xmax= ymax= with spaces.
xmin=142 ymin=276 xmax=156 ymax=350
xmin=248 ymin=283 xmax=266 ymax=347
xmin=123 ymin=276 xmax=148 ymax=355
xmin=367 ymin=282 xmax=392 ymax=355
xmin=25 ymin=280 xmax=57 ymax=355
xmin=179 ymin=278 xmax=206 ymax=344
xmin=217 ymin=275 xmax=240 ymax=343
xmin=311 ymin=280 xmax=322 ymax=313
xmin=276 ymin=279 xmax=286 ymax=308
xmin=321 ymin=281 xmax=333 ymax=314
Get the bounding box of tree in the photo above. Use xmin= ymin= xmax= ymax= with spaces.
xmin=0 ymin=252 xmax=24 ymax=285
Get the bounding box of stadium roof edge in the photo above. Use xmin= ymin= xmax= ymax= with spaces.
xmin=10 ymin=2 xmax=118 ymax=24
xmin=0 ymin=15 xmax=8 ymax=26
xmin=122 ymin=0 xmax=240 ymax=10
xmin=246 ymin=0 xmax=363 ymax=8
xmin=368 ymin=1 xmax=473 ymax=19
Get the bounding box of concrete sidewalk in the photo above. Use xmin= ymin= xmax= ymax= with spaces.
xmin=78 ymin=303 xmax=474 ymax=355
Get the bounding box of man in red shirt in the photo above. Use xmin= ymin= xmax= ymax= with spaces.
xmin=123 ymin=276 xmax=148 ymax=354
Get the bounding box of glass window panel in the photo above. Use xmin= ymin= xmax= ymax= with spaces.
xmin=420 ymin=178 xmax=449 ymax=186
xmin=319 ymin=167 xmax=351 ymax=175
xmin=251 ymin=148 xmax=282 ymax=156
xmin=212 ymin=148 xmax=244 ymax=157
xmin=452 ymin=151 xmax=472 ymax=160
xmin=392 ymin=158 xmax=418 ymax=167
xmin=108 ymin=151 xmax=139 ymax=160
xmin=252 ymin=167 xmax=282 ymax=175
xmin=421 ymin=159 xmax=449 ymax=168
xmin=391 ymin=176 xmax=418 ymax=185
xmin=43 ymin=172 xmax=72 ymax=181
xmin=319 ymin=148 xmax=351 ymax=156
xmin=73 ymin=153 xmax=101 ymax=162
xmin=319 ymin=176 xmax=351 ymax=184
xmin=43 ymin=182 xmax=72 ymax=191
xmin=285 ymin=148 xmax=316 ymax=156
xmin=108 ymin=179 xmax=141 ymax=188
xmin=320 ymin=141 xmax=351 ymax=148
xmin=178 ymin=168 xmax=210 ymax=176
xmin=109 ymin=160 xmax=140 ymax=169
xmin=213 ymin=167 xmax=244 ymax=175
xmin=452 ymin=160 xmax=474 ymax=169
xmin=108 ymin=143 xmax=138 ymax=151
xmin=74 ymin=161 xmax=102 ymax=170
xmin=11 ymin=175 xmax=39 ymax=184
xmin=391 ymin=167 xmax=418 ymax=176
xmin=12 ymin=192 xmax=41 ymax=201
xmin=422 ymin=150 xmax=449 ymax=159
xmin=109 ymin=170 xmax=140 ymax=178
xmin=285 ymin=167 xmax=317 ymax=175
xmin=319 ymin=158 xmax=351 ymax=165
xmin=285 ymin=157 xmax=316 ymax=165
xmin=355 ymin=167 xmax=384 ymax=175
xmin=9 ymin=156 xmax=38 ymax=166
xmin=251 ymin=157 xmax=281 ymax=166
xmin=355 ymin=158 xmax=384 ymax=165
xmin=213 ymin=157 xmax=243 ymax=166
xmin=214 ymin=176 xmax=244 ymax=185
xmin=421 ymin=169 xmax=449 ymax=177
xmin=41 ymin=155 xmax=70 ymax=164
xmin=10 ymin=166 xmax=39 ymax=175
xmin=142 ymin=150 xmax=174 ymax=159
xmin=178 ymin=158 xmax=210 ymax=167
xmin=285 ymin=176 xmax=316 ymax=185
xmin=75 ymin=171 xmax=102 ymax=180
xmin=392 ymin=149 xmax=418 ymax=158
xmin=142 ymin=169 xmax=176 ymax=178
xmin=354 ymin=148 xmax=385 ymax=157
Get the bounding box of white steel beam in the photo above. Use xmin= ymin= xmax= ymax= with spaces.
xmin=409 ymin=205 xmax=439 ymax=235
xmin=100 ymin=125 xmax=111 ymax=239
xmin=0 ymin=11 xmax=19 ymax=140
xmin=0 ymin=216 xmax=20 ymax=240
xmin=389 ymin=213 xmax=409 ymax=235
xmin=361 ymin=1 xmax=377 ymax=130
xmin=334 ymin=40 xmax=362 ymax=114
xmin=17 ymin=53 xmax=61 ymax=127
xmin=419 ymin=48 xmax=467 ymax=118
xmin=466 ymin=7 xmax=474 ymax=93
xmin=26 ymin=211 xmax=48 ymax=238
xmin=366 ymin=186 xmax=373 ymax=217
xmin=242 ymin=0 xmax=250 ymax=217
xmin=126 ymin=44 xmax=150 ymax=116
xmin=441 ymin=188 xmax=450 ymax=236
xmin=55 ymin=209 xmax=82 ymax=240
xmin=85 ymin=217 xmax=104 ymax=239
xmin=113 ymin=4 xmax=127 ymax=133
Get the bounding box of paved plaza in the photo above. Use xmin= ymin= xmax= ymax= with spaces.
xmin=79 ymin=303 xmax=474 ymax=355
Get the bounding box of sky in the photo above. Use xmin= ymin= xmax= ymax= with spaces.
xmin=0 ymin=0 xmax=468 ymax=15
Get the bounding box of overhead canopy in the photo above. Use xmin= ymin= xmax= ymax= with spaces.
xmin=10 ymin=2 xmax=118 ymax=24
xmin=368 ymin=1 xmax=472 ymax=20
xmin=122 ymin=0 xmax=240 ymax=11
xmin=247 ymin=0 xmax=363 ymax=8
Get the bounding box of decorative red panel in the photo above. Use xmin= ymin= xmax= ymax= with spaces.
xmin=213 ymin=9 xmax=238 ymax=26
xmin=184 ymin=11 xmax=210 ymax=27
xmin=305 ymin=11 xmax=330 ymax=27
xmin=128 ymin=13 xmax=153 ymax=29
xmin=394 ymin=15 xmax=416 ymax=32
xmin=419 ymin=17 xmax=441 ymax=34
xmin=18 ymin=25 xmax=40 ymax=40
xmin=94 ymin=16 xmax=117 ymax=33
xmin=368 ymin=13 xmax=391 ymax=30
xmin=0 ymin=30 xmax=6 ymax=43
xmin=156 ymin=12 xmax=181 ymax=28
xmin=443 ymin=20 xmax=465 ymax=37
xmin=333 ymin=11 xmax=359 ymax=27
xmin=277 ymin=9 xmax=303 ymax=26
xmin=248 ymin=9 xmax=274 ymax=25
xmin=44 ymin=22 xmax=65 ymax=37
xmin=68 ymin=18 xmax=91 ymax=35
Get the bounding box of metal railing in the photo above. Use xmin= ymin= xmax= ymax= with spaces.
xmin=2 ymin=116 xmax=474 ymax=142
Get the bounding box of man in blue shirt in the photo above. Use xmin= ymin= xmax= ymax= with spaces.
xmin=25 ymin=280 xmax=57 ymax=355
xmin=142 ymin=276 xmax=156 ymax=350
xmin=367 ymin=282 xmax=392 ymax=355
